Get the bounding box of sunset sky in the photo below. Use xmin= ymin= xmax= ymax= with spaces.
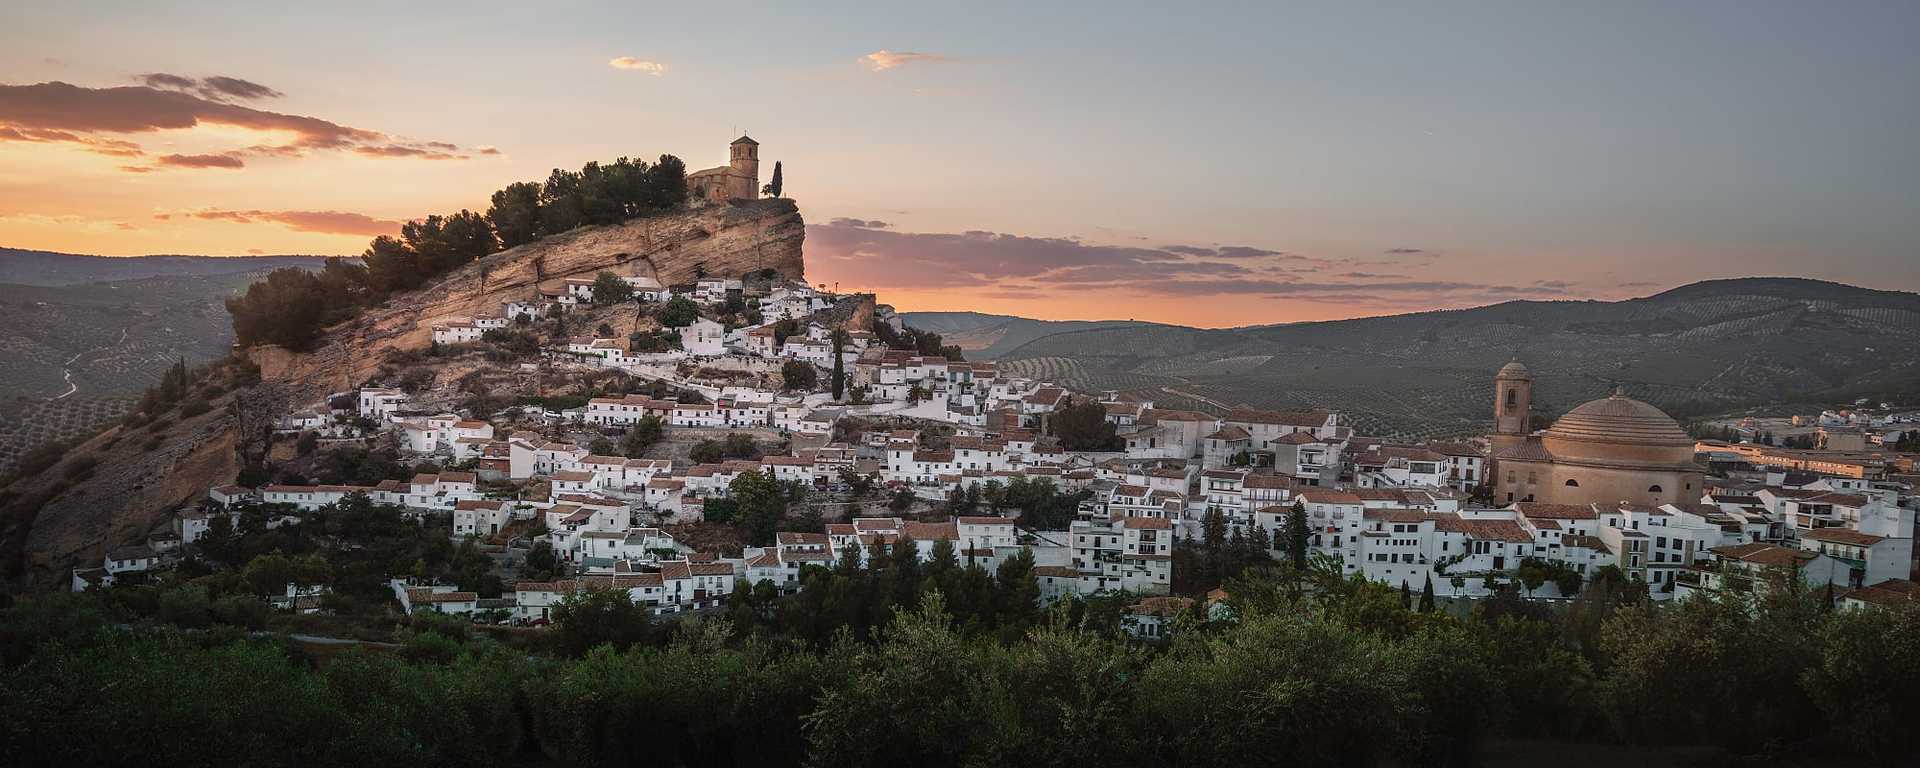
xmin=4 ymin=1 xmax=1917 ymax=327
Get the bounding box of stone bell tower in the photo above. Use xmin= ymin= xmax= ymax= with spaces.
xmin=729 ymin=135 xmax=759 ymax=198
xmin=1492 ymin=358 xmax=1533 ymax=449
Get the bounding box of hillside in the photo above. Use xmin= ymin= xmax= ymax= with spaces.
xmin=0 ymin=249 xmax=328 ymax=286
xmin=993 ymin=278 xmax=1920 ymax=438
xmin=898 ymin=311 xmax=1159 ymax=359
xmin=0 ymin=265 xmax=336 ymax=475
xmin=0 ymin=198 xmax=805 ymax=592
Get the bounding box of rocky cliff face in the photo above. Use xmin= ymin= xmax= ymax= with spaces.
xmin=259 ymin=198 xmax=804 ymax=406
xmin=5 ymin=198 xmax=804 ymax=592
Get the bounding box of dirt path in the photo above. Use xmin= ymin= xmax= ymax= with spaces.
xmin=1160 ymin=384 xmax=1233 ymax=412
xmin=53 ymin=326 xmax=129 ymax=401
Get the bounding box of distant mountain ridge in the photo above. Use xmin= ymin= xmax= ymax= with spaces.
xmin=897 ymin=311 xmax=1159 ymax=359
xmin=0 ymin=248 xmax=331 ymax=286
xmin=939 ymin=278 xmax=1920 ymax=439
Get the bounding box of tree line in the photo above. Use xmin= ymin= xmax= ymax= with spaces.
xmin=5 ymin=563 xmax=1914 ymax=767
xmin=226 ymin=154 xmax=689 ymax=351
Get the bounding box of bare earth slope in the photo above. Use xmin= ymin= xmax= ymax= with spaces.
xmin=2 ymin=198 xmax=804 ymax=592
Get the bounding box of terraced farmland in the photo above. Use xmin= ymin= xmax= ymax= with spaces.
xmin=981 ymin=278 xmax=1920 ymax=438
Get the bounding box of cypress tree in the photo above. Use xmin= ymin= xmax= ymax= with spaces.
xmin=1419 ymin=573 xmax=1436 ymax=612
xmin=831 ymin=329 xmax=847 ymax=400
xmin=762 ymin=160 xmax=783 ymax=198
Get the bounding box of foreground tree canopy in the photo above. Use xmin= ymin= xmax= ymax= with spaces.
xmin=4 ymin=560 xmax=1915 ymax=767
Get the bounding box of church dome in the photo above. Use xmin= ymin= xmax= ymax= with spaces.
xmin=1540 ymin=388 xmax=1696 ymax=466
xmin=1496 ymin=359 xmax=1531 ymax=379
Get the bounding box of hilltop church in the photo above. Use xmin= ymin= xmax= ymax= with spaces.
xmin=1487 ymin=360 xmax=1704 ymax=507
xmin=686 ymin=135 xmax=760 ymax=203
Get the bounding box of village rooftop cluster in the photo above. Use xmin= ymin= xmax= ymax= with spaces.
xmin=76 ymin=262 xmax=1920 ymax=636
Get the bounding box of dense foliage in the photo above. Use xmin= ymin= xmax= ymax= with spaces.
xmin=1050 ymin=397 xmax=1123 ymax=451
xmin=5 ymin=565 xmax=1914 ymax=767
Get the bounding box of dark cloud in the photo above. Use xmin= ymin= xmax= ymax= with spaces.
xmin=0 ymin=79 xmax=486 ymax=166
xmin=1384 ymin=247 xmax=1425 ymax=254
xmin=806 ymin=219 xmax=1588 ymax=306
xmin=1160 ymin=244 xmax=1296 ymax=260
xmin=808 ymin=221 xmax=1243 ymax=291
xmin=160 ymin=208 xmax=402 ymax=236
xmin=828 ymin=217 xmax=890 ymax=229
xmin=157 ymin=152 xmax=244 ymax=169
xmin=139 ymin=73 xmax=198 ymax=91
xmin=140 ymin=73 xmax=284 ymax=102
xmin=0 ymin=125 xmax=144 ymax=156
xmin=199 ymin=76 xmax=284 ymax=101
xmin=352 ymin=144 xmax=463 ymax=160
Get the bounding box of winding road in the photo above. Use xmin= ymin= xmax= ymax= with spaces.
xmin=52 ymin=326 xmax=128 ymax=401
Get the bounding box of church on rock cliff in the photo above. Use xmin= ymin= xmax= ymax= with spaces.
xmin=686 ymin=135 xmax=760 ymax=203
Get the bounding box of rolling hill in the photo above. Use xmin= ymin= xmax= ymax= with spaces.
xmin=0 ymin=252 xmax=330 ymax=474
xmin=896 ymin=311 xmax=1161 ymax=359
xmin=0 ymin=248 xmax=329 ymax=286
xmin=961 ymin=278 xmax=1920 ymax=439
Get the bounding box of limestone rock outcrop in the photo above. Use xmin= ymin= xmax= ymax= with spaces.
xmin=261 ymin=198 xmax=804 ymax=406
xmin=7 ymin=198 xmax=803 ymax=591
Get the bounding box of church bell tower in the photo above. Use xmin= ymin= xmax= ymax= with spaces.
xmin=1493 ymin=359 xmax=1533 ymax=442
xmin=729 ymin=135 xmax=759 ymax=198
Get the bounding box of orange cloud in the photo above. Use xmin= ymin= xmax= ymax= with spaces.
xmin=158 ymin=209 xmax=402 ymax=236
xmin=608 ymin=57 xmax=667 ymax=76
xmin=859 ymin=50 xmax=942 ymax=72
xmin=156 ymin=152 xmax=245 ymax=169
xmin=0 ymin=79 xmax=492 ymax=171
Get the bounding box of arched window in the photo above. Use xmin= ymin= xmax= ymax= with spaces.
xmin=1564 ymin=479 xmax=1580 ymax=487
xmin=1647 ymin=484 xmax=1663 ymax=493
xmin=1505 ymin=388 xmax=1516 ymax=407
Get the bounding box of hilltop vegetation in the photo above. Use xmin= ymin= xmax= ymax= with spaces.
xmin=225 ymin=152 xmax=690 ymax=351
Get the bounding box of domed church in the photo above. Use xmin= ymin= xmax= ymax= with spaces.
xmin=1486 ymin=360 xmax=1703 ymax=506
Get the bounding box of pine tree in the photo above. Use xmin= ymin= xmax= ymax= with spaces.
xmin=761 ymin=161 xmax=783 ymax=198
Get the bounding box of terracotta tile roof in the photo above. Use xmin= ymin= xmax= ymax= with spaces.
xmin=1800 ymin=527 xmax=1885 ymax=546
xmin=903 ymin=521 xmax=959 ymax=540
xmin=1118 ymin=516 xmax=1174 ymax=530
xmin=1128 ymin=595 xmax=1195 ymax=617
xmin=1514 ymin=502 xmax=1599 ymax=520
xmin=1299 ymin=490 xmax=1363 ymax=505
xmin=1840 ymin=579 xmax=1916 ymax=607
xmin=1711 ymin=542 xmax=1814 ymax=567
xmin=1435 ymin=517 xmax=1533 ymax=543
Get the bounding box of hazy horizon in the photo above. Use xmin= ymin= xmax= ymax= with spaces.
xmin=6 ymin=1 xmax=1917 ymax=326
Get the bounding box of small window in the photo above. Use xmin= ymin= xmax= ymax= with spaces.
xmin=1565 ymin=479 xmax=1579 ymax=487
xmin=1648 ymin=485 xmax=1663 ymax=493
